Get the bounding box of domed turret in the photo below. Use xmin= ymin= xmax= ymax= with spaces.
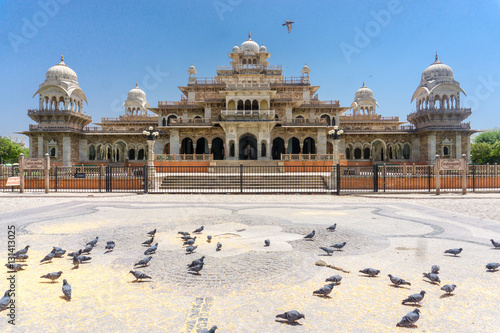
xmin=421 ymin=53 xmax=454 ymax=82
xmin=351 ymin=82 xmax=378 ymax=116
xmin=259 ymin=44 xmax=267 ymax=53
xmin=46 ymin=54 xmax=78 ymax=81
xmin=240 ymin=31 xmax=259 ymax=53
xmin=123 ymin=83 xmax=149 ymax=115
xmin=127 ymin=83 xmax=146 ymax=100
xmin=232 ymin=44 xmax=240 ymax=53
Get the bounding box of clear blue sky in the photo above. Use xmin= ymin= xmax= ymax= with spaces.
xmin=1 ymin=0 xmax=500 ymax=144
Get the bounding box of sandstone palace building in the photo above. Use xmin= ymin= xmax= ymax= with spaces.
xmin=22 ymin=34 xmax=474 ymax=167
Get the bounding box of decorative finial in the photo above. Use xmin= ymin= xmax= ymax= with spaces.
xmin=135 ymin=82 xmax=138 ymax=88
xmin=362 ymin=81 xmax=365 ymax=87
xmin=61 ymin=53 xmax=64 ymax=62
xmin=435 ymin=51 xmax=438 ymax=61
xmin=248 ymin=30 xmax=251 ymax=39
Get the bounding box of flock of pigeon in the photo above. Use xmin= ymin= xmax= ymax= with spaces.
xmin=2 ymin=224 xmax=499 ymax=330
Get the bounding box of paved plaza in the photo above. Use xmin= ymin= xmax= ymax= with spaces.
xmin=0 ymin=193 xmax=499 ymax=332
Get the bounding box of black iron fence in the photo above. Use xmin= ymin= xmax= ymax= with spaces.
xmin=1 ymin=164 xmax=499 ymax=194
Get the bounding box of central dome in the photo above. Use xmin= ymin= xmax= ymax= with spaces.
xmin=421 ymin=54 xmax=453 ymax=82
xmin=355 ymin=82 xmax=374 ymax=99
xmin=128 ymin=83 xmax=146 ymax=100
xmin=46 ymin=55 xmax=78 ymax=81
xmin=240 ymin=32 xmax=259 ymax=53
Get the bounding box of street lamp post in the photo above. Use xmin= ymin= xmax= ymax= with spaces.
xmin=142 ymin=126 xmax=159 ymax=191
xmin=328 ymin=126 xmax=344 ymax=193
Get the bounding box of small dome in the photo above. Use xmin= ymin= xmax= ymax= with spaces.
xmin=189 ymin=64 xmax=196 ymax=70
xmin=128 ymin=83 xmax=146 ymax=100
xmin=421 ymin=53 xmax=454 ymax=82
xmin=46 ymin=55 xmax=78 ymax=81
xmin=259 ymin=44 xmax=267 ymax=53
xmin=355 ymin=82 xmax=374 ymax=99
xmin=232 ymin=44 xmax=240 ymax=53
xmin=240 ymin=32 xmax=259 ymax=53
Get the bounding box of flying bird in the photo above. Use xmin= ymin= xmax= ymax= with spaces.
xmin=282 ymin=20 xmax=294 ymax=33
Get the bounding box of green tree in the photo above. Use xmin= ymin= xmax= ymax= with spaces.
xmin=471 ymin=142 xmax=492 ymax=164
xmin=0 ymin=136 xmax=29 ymax=164
xmin=474 ymin=129 xmax=500 ymax=145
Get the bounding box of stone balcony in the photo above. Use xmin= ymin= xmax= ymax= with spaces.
xmin=217 ymin=64 xmax=282 ymax=76
xmin=219 ymin=109 xmax=275 ymax=121
xmin=165 ymin=117 xmax=213 ymax=127
xmin=281 ymin=117 xmax=329 ymax=127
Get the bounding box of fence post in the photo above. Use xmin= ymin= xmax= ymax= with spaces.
xmin=98 ymin=165 xmax=102 ymax=193
xmin=240 ymin=164 xmax=243 ymax=193
xmin=373 ymin=164 xmax=378 ymax=192
xmin=336 ymin=164 xmax=341 ymax=195
xmin=54 ymin=166 xmax=58 ymax=192
xmin=472 ymin=165 xmax=475 ymax=192
xmin=383 ymin=163 xmax=386 ymax=192
xmin=105 ymin=165 xmax=110 ymax=193
xmin=44 ymin=153 xmax=50 ymax=194
xmin=144 ymin=164 xmax=148 ymax=194
xmin=428 ymin=165 xmax=431 ymax=192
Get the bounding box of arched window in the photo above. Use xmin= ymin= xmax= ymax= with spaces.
xmin=345 ymin=147 xmax=350 ymax=159
xmin=244 ymin=100 xmax=251 ymax=110
xmin=303 ymin=137 xmax=316 ymax=154
xmin=229 ymin=142 xmax=235 ymax=157
xmin=354 ymin=148 xmax=362 ymax=159
xmin=363 ymin=148 xmax=370 ymax=159
xmin=320 ymin=114 xmax=330 ymax=126
xmin=331 ymin=117 xmax=336 ymax=126
xmin=261 ymin=142 xmax=266 ymax=157
xmin=162 ymin=118 xmax=167 ymax=126
xmin=237 ymin=100 xmax=243 ymax=110
xmin=137 ymin=149 xmax=145 ymax=160
xmin=242 ymin=59 xmax=247 ymax=65
xmin=389 ymin=146 xmax=393 ymax=159
xmin=167 ymin=115 xmax=177 ymax=125
xmin=443 ymin=146 xmax=450 ymax=156
xmin=128 ymin=149 xmax=135 ymax=160
xmin=50 ymin=148 xmax=56 ymax=157
xmin=228 ymin=100 xmax=236 ymax=110
xmin=252 ymin=100 xmax=259 ymax=110
xmin=88 ymin=145 xmax=96 ymax=160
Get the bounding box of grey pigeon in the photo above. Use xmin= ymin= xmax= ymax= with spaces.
xmin=276 ymin=310 xmax=305 ymax=323
xmin=313 ymin=283 xmax=335 ymax=297
xmin=199 ymin=326 xmax=217 ymax=333
xmin=62 ymin=279 xmax=71 ymax=300
xmin=207 ymin=235 xmax=212 ymax=243
xmin=491 ymin=239 xmax=500 ymax=248
xmin=5 ymin=263 xmax=27 ymax=271
xmin=402 ymin=290 xmax=426 ymax=305
xmin=325 ymin=275 xmax=342 ymax=284
xmin=423 ymin=272 xmax=441 ymax=284
xmin=181 ymin=235 xmax=193 ymax=241
xmin=431 ymin=265 xmax=440 ymax=274
xmin=13 ymin=245 xmax=30 ymax=256
xmin=15 ymin=254 xmax=28 ymax=261
xmin=216 ymin=242 xmax=222 ymax=251
xmin=78 ymin=255 xmax=92 ymax=262
xmin=282 ymin=20 xmax=294 ymax=33
xmin=184 ymin=237 xmax=197 ymax=246
xmin=134 ymin=256 xmax=153 ymax=267
xmin=486 ymin=262 xmax=500 ymax=271
xmin=41 ymin=271 xmax=63 ymax=282
xmin=359 ymin=268 xmax=380 ymax=277
xmin=193 ymin=226 xmax=204 ymax=233
xmin=68 ymin=249 xmax=82 ymax=258
xmin=188 ymin=262 xmax=204 ymax=275
xmin=144 ymin=243 xmax=158 ymax=255
xmin=82 ymin=245 xmax=93 ymax=254
xmin=264 ymin=239 xmax=270 ymax=247
xmin=388 ymin=274 xmax=411 ymax=287
xmin=396 ymin=308 xmax=420 ymax=327
xmin=441 ymin=284 xmax=456 ymax=295
xmin=105 ymin=241 xmax=115 ymax=253
xmin=319 ymin=247 xmax=334 ymax=256
xmin=0 ymin=290 xmax=10 ymax=311
xmin=186 ymin=245 xmax=198 ymax=254
xmin=40 ymin=249 xmax=56 ymax=263
xmin=129 ymin=270 xmax=151 ymax=281
xmin=178 ymin=231 xmax=189 ymax=235
xmin=331 ymin=242 xmax=346 ymax=250
xmin=303 ymin=230 xmax=315 ymax=240
xmin=54 ymin=250 xmax=66 ymax=258
xmin=73 ymin=255 xmax=82 ymax=268
xmin=53 ymin=247 xmax=64 ymax=252
xmin=86 ymin=237 xmax=99 ymax=247
xmin=188 ymin=256 xmax=205 ymax=268
xmin=142 ymin=237 xmax=154 ymax=246
xmin=444 ymin=248 xmax=462 ymax=256
xmin=147 ymin=229 xmax=156 ymax=237
xmin=326 ymin=223 xmax=337 ymax=231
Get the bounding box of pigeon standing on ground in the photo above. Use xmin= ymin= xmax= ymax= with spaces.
xmin=187 ymin=256 xmax=205 ymax=268
xmin=188 ymin=262 xmax=204 ymax=275
xmin=402 ymin=290 xmax=426 ymax=305
xmin=68 ymin=249 xmax=82 ymax=258
xmin=331 ymin=242 xmax=347 ymax=250
xmin=490 ymin=239 xmax=500 ymax=248
xmin=105 ymin=241 xmax=115 ymax=253
xmin=147 ymin=229 xmax=156 ymax=237
xmin=181 ymin=235 xmax=193 ymax=241
xmin=276 ymin=310 xmax=305 ymax=324
xmin=325 ymin=275 xmax=342 ymax=284
xmin=54 ymin=250 xmax=66 ymax=258
xmin=186 ymin=245 xmax=198 ymax=254
xmin=193 ymin=226 xmax=204 ymax=233
xmin=15 ymin=254 xmax=28 ymax=261
xmin=313 ymin=283 xmax=335 ymax=297
xmin=129 ymin=270 xmax=151 ymax=281
xmin=431 ymin=265 xmax=440 ymax=274
xmin=303 ymin=230 xmax=315 ymax=240
xmin=62 ymin=279 xmax=71 ymax=301
xmin=178 ymin=231 xmax=189 ymax=236
xmin=0 ymin=291 xmax=11 ymax=311
xmin=216 ymin=242 xmax=222 ymax=251
xmin=396 ymin=309 xmax=420 ymax=327
xmin=40 ymin=249 xmax=56 ymax=263
xmin=319 ymin=247 xmax=335 ymax=256
xmin=134 ymin=256 xmax=153 ymax=267
xmin=41 ymin=271 xmax=63 ymax=282
xmin=423 ymin=272 xmax=441 ymax=284
xmin=486 ymin=262 xmax=500 ymax=271
xmin=184 ymin=237 xmax=197 ymax=246
xmin=207 ymin=235 xmax=212 ymax=243
xmin=73 ymin=255 xmax=82 ymax=268
xmin=441 ymin=284 xmax=456 ymax=295
xmin=144 ymin=243 xmax=158 ymax=255
xmin=359 ymin=268 xmax=380 ymax=277
xmin=326 ymin=224 xmax=337 ymax=231
xmin=282 ymin=20 xmax=294 ymax=33
xmin=444 ymin=248 xmax=462 ymax=256
xmin=5 ymin=263 xmax=27 ymax=271
xmin=82 ymin=245 xmax=93 ymax=254
xmin=264 ymin=239 xmax=270 ymax=247
xmin=13 ymin=245 xmax=30 ymax=257
xmin=53 ymin=247 xmax=64 ymax=252
xmin=86 ymin=237 xmax=99 ymax=247
xmin=199 ymin=326 xmax=217 ymax=333
xmin=388 ymin=274 xmax=411 ymax=287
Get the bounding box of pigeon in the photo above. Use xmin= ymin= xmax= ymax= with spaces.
xmin=72 ymin=255 xmax=83 ymax=268
xmin=86 ymin=237 xmax=99 ymax=247
xmin=184 ymin=237 xmax=197 ymax=246
xmin=359 ymin=268 xmax=380 ymax=277
xmin=326 ymin=224 xmax=337 ymax=231
xmin=423 ymin=272 xmax=441 ymax=284
xmin=486 ymin=262 xmax=499 ymax=271
xmin=68 ymin=249 xmax=82 ymax=258
xmin=147 ymin=229 xmax=156 ymax=237
xmin=54 ymin=250 xmax=66 ymax=258
xmin=82 ymin=245 xmax=93 ymax=254
xmin=129 ymin=270 xmax=151 ymax=281
xmin=199 ymin=326 xmax=217 ymax=333
xmin=396 ymin=308 xmax=420 ymax=327
xmin=441 ymin=284 xmax=456 ymax=295
xmin=276 ymin=310 xmax=305 ymax=324
xmin=53 ymin=247 xmax=64 ymax=252
xmin=79 ymin=255 xmax=92 ymax=262
xmin=264 ymin=239 xmax=270 ymax=247
xmin=181 ymin=235 xmax=193 ymax=241
xmin=431 ymin=265 xmax=440 ymax=274
xmin=144 ymin=243 xmax=158 ymax=255
xmin=402 ymin=290 xmax=426 ymax=305
xmin=178 ymin=231 xmax=190 ymax=236
xmin=319 ymin=247 xmax=335 ymax=256
xmin=331 ymin=242 xmax=347 ymax=250
xmin=188 ymin=262 xmax=204 ymax=275
xmin=142 ymin=237 xmax=154 ymax=246
xmin=40 ymin=249 xmax=56 ymax=263
xmin=41 ymin=271 xmax=63 ymax=282
xmin=388 ymin=274 xmax=411 ymax=287
xmin=325 ymin=275 xmax=342 ymax=284
xmin=282 ymin=20 xmax=294 ymax=33
xmin=5 ymin=263 xmax=27 ymax=271
xmin=444 ymin=248 xmax=462 ymax=256
xmin=186 ymin=245 xmax=198 ymax=254
xmin=491 ymin=239 xmax=500 ymax=248
xmin=207 ymin=235 xmax=212 ymax=243
xmin=303 ymin=230 xmax=315 ymax=240
xmin=216 ymin=242 xmax=222 ymax=251
xmin=0 ymin=290 xmax=10 ymax=311
xmin=313 ymin=283 xmax=335 ymax=297
xmin=134 ymin=256 xmax=153 ymax=267
xmin=105 ymin=241 xmax=115 ymax=253
xmin=15 ymin=254 xmax=28 ymax=261
xmin=13 ymin=245 xmax=30 ymax=256
xmin=62 ymin=279 xmax=71 ymax=300
xmin=187 ymin=256 xmax=205 ymax=268
xmin=193 ymin=226 xmax=204 ymax=233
